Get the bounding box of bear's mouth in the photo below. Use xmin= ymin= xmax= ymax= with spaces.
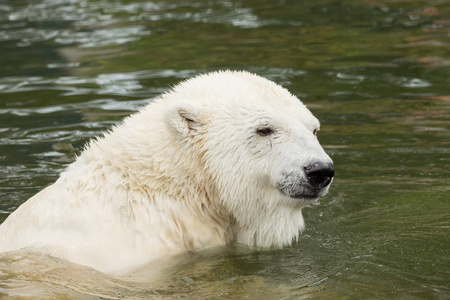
xmin=289 ymin=193 xmax=319 ymax=200
xmin=278 ymin=187 xmax=320 ymax=201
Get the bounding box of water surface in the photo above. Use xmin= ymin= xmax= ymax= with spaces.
xmin=0 ymin=0 xmax=449 ymax=299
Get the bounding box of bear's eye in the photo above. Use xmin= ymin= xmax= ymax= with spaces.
xmin=256 ymin=127 xmax=274 ymax=137
xmin=313 ymin=128 xmax=319 ymax=136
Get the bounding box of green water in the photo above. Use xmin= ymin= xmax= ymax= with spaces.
xmin=0 ymin=0 xmax=449 ymax=298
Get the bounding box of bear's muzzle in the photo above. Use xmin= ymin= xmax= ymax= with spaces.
xmin=277 ymin=161 xmax=334 ymax=200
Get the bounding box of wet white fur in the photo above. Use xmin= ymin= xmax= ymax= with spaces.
xmin=0 ymin=71 xmax=332 ymax=274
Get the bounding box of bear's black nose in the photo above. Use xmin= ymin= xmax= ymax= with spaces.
xmin=305 ymin=162 xmax=335 ymax=189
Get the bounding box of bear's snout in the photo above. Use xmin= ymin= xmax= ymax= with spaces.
xmin=277 ymin=160 xmax=334 ymax=200
xmin=304 ymin=162 xmax=334 ymax=189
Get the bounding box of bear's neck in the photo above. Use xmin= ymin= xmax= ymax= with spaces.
xmin=76 ymin=110 xmax=236 ymax=250
xmin=232 ymin=203 xmax=305 ymax=249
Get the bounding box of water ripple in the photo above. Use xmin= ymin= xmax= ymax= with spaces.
xmin=0 ymin=69 xmax=195 ymax=96
xmin=0 ymin=0 xmax=284 ymax=50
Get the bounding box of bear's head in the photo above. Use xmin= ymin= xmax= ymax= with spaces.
xmin=163 ymin=71 xmax=334 ymax=246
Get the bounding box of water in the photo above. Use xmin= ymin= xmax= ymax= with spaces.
xmin=0 ymin=0 xmax=449 ymax=298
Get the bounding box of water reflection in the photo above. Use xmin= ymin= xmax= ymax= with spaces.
xmin=0 ymin=0 xmax=270 ymax=50
xmin=0 ymin=247 xmax=333 ymax=299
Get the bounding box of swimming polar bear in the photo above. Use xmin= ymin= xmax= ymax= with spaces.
xmin=0 ymin=71 xmax=334 ymax=274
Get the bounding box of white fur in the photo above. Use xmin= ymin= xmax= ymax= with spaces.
xmin=0 ymin=71 xmax=332 ymax=274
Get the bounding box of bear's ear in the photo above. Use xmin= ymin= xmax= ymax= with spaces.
xmin=164 ymin=101 xmax=203 ymax=139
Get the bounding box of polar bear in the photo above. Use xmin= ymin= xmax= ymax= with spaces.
xmin=0 ymin=71 xmax=334 ymax=274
